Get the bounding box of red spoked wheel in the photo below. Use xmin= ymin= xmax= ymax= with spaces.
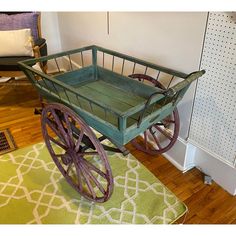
xmin=41 ymin=103 xmax=113 ymax=202
xmin=129 ymin=74 xmax=180 ymax=155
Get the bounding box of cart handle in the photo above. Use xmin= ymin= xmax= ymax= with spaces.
xmin=136 ymin=70 xmax=205 ymax=127
xmin=137 ymin=90 xmax=166 ymax=127
xmin=164 ymin=70 xmax=206 ymax=97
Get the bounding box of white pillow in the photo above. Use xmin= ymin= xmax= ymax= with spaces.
xmin=0 ymin=29 xmax=34 ymax=57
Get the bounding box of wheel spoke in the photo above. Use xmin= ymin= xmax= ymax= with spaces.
xmin=144 ymin=131 xmax=148 ymax=150
xmin=55 ymin=154 xmax=65 ymax=158
xmin=46 ymin=118 xmax=67 ymax=145
xmin=75 ymin=129 xmax=84 ymax=153
xmin=51 ymin=109 xmax=71 ymax=147
xmin=149 ymin=127 xmax=162 ymax=150
xmin=80 ymin=161 xmax=106 ymax=195
xmin=64 ymin=113 xmax=74 ymax=148
xmin=78 ymin=163 xmax=96 ymax=199
xmin=66 ymin=162 xmax=73 ymax=175
xmin=80 ymin=156 xmax=107 ymax=179
xmin=73 ymin=161 xmax=82 ymax=191
xmin=154 ymin=124 xmax=173 ymax=140
xmin=48 ymin=135 xmax=67 ymax=150
xmin=164 ymin=119 xmax=175 ymax=124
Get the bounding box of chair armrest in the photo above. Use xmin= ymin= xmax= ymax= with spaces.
xmin=34 ymin=38 xmax=46 ymax=48
xmin=33 ymin=38 xmax=47 ymax=58
xmin=33 ymin=38 xmax=47 ymax=70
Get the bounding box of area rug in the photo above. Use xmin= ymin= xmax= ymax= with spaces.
xmin=0 ymin=141 xmax=187 ymax=224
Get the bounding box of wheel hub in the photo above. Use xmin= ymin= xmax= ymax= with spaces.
xmin=61 ymin=150 xmax=73 ymax=165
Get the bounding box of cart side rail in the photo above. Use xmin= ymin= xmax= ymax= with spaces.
xmin=18 ymin=62 xmax=127 ymax=128
xmin=124 ymin=70 xmax=205 ymax=128
xmin=20 ymin=45 xmax=94 ymax=65
xmin=94 ymin=46 xmax=188 ymax=79
xmin=21 ymin=45 xmax=188 ymax=78
xmin=19 ymin=61 xmax=167 ymax=133
xmin=19 ymin=45 xmax=206 ymax=132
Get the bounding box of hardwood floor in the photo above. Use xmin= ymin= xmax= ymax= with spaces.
xmin=0 ymin=82 xmax=42 ymax=148
xmin=1 ymin=82 xmax=236 ymax=224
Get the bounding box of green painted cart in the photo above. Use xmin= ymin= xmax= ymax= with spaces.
xmin=19 ymin=45 xmax=205 ymax=202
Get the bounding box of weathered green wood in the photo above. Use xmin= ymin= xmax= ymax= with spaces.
xmin=85 ymin=80 xmax=145 ymax=107
xmin=54 ymin=65 xmax=96 ymax=86
xmin=165 ymin=70 xmax=206 ymax=97
xmin=20 ymin=45 xmax=188 ymax=79
xmin=20 ymin=45 xmax=94 ymax=65
xmin=36 ymin=86 xmax=174 ymax=146
xmin=98 ymin=66 xmax=160 ymax=98
xmin=39 ymin=90 xmax=125 ymax=144
xmin=126 ymin=103 xmax=162 ymax=127
xmin=86 ymin=80 xmax=145 ymax=106
xmin=122 ymin=93 xmax=165 ymax=118
xmin=37 ymin=80 xmax=120 ymax=126
xmin=118 ymin=117 xmax=127 ymax=132
xmin=95 ymin=45 xmax=188 ymax=79
xmin=19 ymin=44 xmax=205 ymax=147
xmin=123 ymin=103 xmax=174 ymax=144
xmin=75 ymin=84 xmax=132 ymax=112
xmin=22 ymin=65 xmax=123 ymax=117
xmin=92 ymin=47 xmax=98 ymax=80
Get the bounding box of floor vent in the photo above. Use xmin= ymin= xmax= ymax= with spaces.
xmin=0 ymin=129 xmax=16 ymax=155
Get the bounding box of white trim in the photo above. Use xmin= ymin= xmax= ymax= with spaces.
xmin=162 ymin=137 xmax=190 ymax=172
xmin=188 ymin=142 xmax=236 ymax=195
xmin=162 ymin=136 xmax=236 ymax=195
xmin=162 ymin=151 xmax=185 ymax=172
xmin=188 ymin=138 xmax=235 ymax=168
xmin=183 ymin=142 xmax=197 ymax=172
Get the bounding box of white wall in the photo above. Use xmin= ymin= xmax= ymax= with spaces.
xmin=41 ymin=12 xmax=62 ymax=54
xmin=57 ymin=12 xmax=207 ymax=140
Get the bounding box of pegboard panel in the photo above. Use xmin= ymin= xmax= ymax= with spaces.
xmin=189 ymin=12 xmax=236 ymax=166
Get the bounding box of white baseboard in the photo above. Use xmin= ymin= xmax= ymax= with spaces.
xmin=162 ymin=137 xmax=191 ymax=172
xmin=187 ymin=140 xmax=236 ymax=196
xmin=163 ymin=137 xmax=236 ymax=195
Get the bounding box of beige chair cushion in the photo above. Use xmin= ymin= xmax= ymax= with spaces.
xmin=0 ymin=29 xmax=33 ymax=57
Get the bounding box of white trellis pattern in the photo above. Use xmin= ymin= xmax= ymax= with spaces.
xmin=0 ymin=142 xmax=186 ymax=224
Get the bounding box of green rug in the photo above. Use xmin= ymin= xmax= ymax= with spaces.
xmin=0 ymin=141 xmax=187 ymax=224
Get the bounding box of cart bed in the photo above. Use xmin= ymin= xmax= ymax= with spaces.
xmin=50 ymin=66 xmax=161 ymax=129
xmin=55 ymin=67 xmax=158 ymax=110
xmin=19 ymin=45 xmax=205 ymax=146
xmin=76 ymin=80 xmax=145 ymax=112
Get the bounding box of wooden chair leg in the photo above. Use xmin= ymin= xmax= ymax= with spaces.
xmin=34 ymin=95 xmax=46 ymax=115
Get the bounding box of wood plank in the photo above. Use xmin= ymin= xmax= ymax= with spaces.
xmin=85 ymin=80 xmax=145 ymax=107
xmin=54 ymin=65 xmax=95 ymax=86
xmin=76 ymin=83 xmax=133 ymax=112
xmin=98 ymin=66 xmax=160 ymax=98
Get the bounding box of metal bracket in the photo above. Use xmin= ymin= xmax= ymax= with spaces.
xmin=204 ymin=174 xmax=213 ymax=185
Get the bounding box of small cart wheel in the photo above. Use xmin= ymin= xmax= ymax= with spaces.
xmin=41 ymin=103 xmax=113 ymax=202
xmin=129 ymin=74 xmax=180 ymax=155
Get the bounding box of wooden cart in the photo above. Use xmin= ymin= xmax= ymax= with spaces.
xmin=19 ymin=45 xmax=205 ymax=202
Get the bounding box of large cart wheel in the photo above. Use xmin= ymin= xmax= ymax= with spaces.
xmin=129 ymin=74 xmax=180 ymax=155
xmin=41 ymin=103 xmax=113 ymax=202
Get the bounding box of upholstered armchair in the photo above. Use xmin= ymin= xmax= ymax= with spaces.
xmin=0 ymin=12 xmax=47 ymax=82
